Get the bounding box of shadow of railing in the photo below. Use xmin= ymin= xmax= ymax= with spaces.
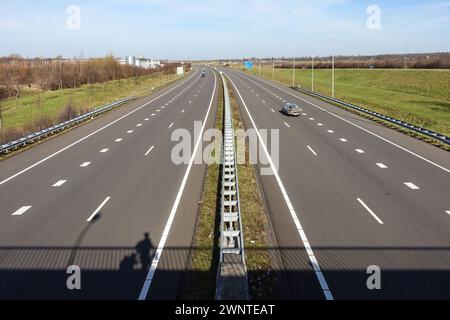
xmin=0 ymin=246 xmax=449 ymax=299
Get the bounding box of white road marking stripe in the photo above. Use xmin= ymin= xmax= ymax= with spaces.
xmin=340 ymin=138 xmax=347 ymax=142
xmin=87 ymin=197 xmax=111 ymax=222
xmin=100 ymin=148 xmax=109 ymax=153
xmin=225 ymin=73 xmax=333 ymax=300
xmin=357 ymin=198 xmax=384 ymax=224
xmin=307 ymin=145 xmax=318 ymax=156
xmin=12 ymin=206 xmax=32 ymax=216
xmin=156 ymin=110 xmax=161 ymax=112
xmin=168 ymin=123 xmax=174 ymax=129
xmin=376 ymin=163 xmax=388 ymax=169
xmin=262 ymin=100 xmax=266 ymax=103
xmin=139 ymin=71 xmax=218 ymax=300
xmin=271 ymin=109 xmax=275 ymax=113
xmin=317 ymin=123 xmax=323 ymax=126
xmin=52 ymin=180 xmax=67 ymax=187
xmin=404 ymin=182 xmax=420 ymax=190
xmin=145 ymin=146 xmax=155 ymax=156
xmin=446 ymin=211 xmax=450 ymax=215
xmin=80 ymin=162 xmax=91 ymax=167
xmin=309 ymin=117 xmax=314 ymax=120
xmin=189 ymin=101 xmax=192 ymax=104
xmin=136 ymin=124 xmax=142 ymax=127
xmin=355 ymin=149 xmax=365 ymax=154
xmin=250 ymin=76 xmax=450 ymax=173
xmin=181 ymin=109 xmax=185 ymax=113
xmin=284 ymin=122 xmax=290 ymax=128
xmin=144 ymin=118 xmax=149 ymax=121
xmin=327 ymin=130 xmax=334 ymax=133
xmin=0 ymin=70 xmax=201 ymax=187
xmin=115 ymin=138 xmax=122 ymax=142
xmin=127 ymin=130 xmax=133 ymax=134
xmin=151 ymin=113 xmax=155 ymax=116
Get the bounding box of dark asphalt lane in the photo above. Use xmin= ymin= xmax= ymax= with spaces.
xmin=0 ymin=68 xmax=219 ymax=299
xmin=223 ymin=68 xmax=450 ymax=299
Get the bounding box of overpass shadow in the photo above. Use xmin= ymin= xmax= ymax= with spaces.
xmin=0 ymin=243 xmax=449 ymax=300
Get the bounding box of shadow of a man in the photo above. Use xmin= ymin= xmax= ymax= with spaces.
xmin=135 ymin=232 xmax=154 ymax=271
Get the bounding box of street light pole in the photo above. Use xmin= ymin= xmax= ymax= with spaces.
xmin=259 ymin=57 xmax=261 ymax=76
xmin=292 ymin=55 xmax=296 ymax=87
xmin=330 ymin=35 xmax=335 ymax=98
xmin=311 ymin=56 xmax=314 ymax=92
xmin=272 ymin=57 xmax=275 ymax=80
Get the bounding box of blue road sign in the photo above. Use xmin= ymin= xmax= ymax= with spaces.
xmin=244 ymin=61 xmax=253 ymax=69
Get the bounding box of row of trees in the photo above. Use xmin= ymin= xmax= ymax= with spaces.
xmin=0 ymin=55 xmax=185 ymax=100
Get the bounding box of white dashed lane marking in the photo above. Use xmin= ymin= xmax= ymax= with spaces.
xmin=52 ymin=180 xmax=67 ymax=187
xmin=115 ymin=138 xmax=122 ymax=142
xmin=284 ymin=122 xmax=290 ymax=128
xmin=327 ymin=130 xmax=334 ymax=133
xmin=169 ymin=123 xmax=174 ymax=129
xmin=355 ymin=149 xmax=365 ymax=154
xmin=357 ymin=198 xmax=384 ymax=225
xmin=145 ymin=146 xmax=155 ymax=156
xmin=307 ymin=145 xmax=318 ymax=156
xmin=340 ymin=138 xmax=348 ymax=142
xmin=404 ymin=182 xmax=420 ymax=190
xmin=127 ymin=130 xmax=134 ymax=134
xmin=80 ymin=162 xmax=91 ymax=167
xmin=100 ymin=148 xmax=109 ymax=153
xmin=376 ymin=163 xmax=388 ymax=169
xmin=87 ymin=197 xmax=111 ymax=222
xmin=12 ymin=206 xmax=32 ymax=216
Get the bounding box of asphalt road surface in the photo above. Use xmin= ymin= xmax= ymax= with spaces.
xmin=222 ymin=68 xmax=450 ymax=300
xmin=0 ymin=68 xmax=218 ymax=299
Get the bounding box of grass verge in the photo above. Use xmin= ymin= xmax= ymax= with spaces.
xmin=0 ymin=72 xmax=183 ymax=142
xmin=246 ymin=67 xmax=450 ymax=137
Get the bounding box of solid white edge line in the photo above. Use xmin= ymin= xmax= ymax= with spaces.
xmin=357 ymin=198 xmax=384 ymax=224
xmin=307 ymin=145 xmax=318 ymax=156
xmin=86 ymin=196 xmax=111 ymax=222
xmin=145 ymin=146 xmax=155 ymax=156
xmin=224 ymin=72 xmax=334 ymax=301
xmin=0 ymin=70 xmax=201 ymax=187
xmin=12 ymin=206 xmax=32 ymax=216
xmin=243 ymin=73 xmax=450 ymax=173
xmin=138 ymin=71 xmax=217 ymax=300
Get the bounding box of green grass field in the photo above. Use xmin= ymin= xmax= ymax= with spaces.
xmin=0 ymin=72 xmax=181 ymax=134
xmin=244 ymin=67 xmax=450 ymax=136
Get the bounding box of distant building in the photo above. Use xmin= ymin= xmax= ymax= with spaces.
xmin=118 ymin=56 xmax=162 ymax=69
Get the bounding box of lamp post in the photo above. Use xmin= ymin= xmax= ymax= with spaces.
xmin=329 ymin=35 xmax=335 ymax=98
xmin=292 ymin=55 xmax=296 ymax=87
xmin=311 ymin=56 xmax=314 ymax=92
xmin=272 ymin=57 xmax=275 ymax=80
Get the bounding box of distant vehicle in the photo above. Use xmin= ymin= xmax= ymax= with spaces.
xmin=281 ymin=103 xmax=302 ymax=116
xmin=201 ymin=69 xmax=206 ymax=77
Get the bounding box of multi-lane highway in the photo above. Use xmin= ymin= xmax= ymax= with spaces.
xmin=0 ymin=68 xmax=218 ymax=299
xmin=1 ymin=64 xmax=449 ymax=300
xmin=221 ymin=68 xmax=450 ymax=299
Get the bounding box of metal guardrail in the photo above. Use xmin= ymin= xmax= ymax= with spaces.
xmin=216 ymin=72 xmax=248 ymax=300
xmin=0 ymin=96 xmax=137 ymax=155
xmin=292 ymin=86 xmax=450 ymax=145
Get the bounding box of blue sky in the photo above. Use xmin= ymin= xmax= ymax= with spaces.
xmin=0 ymin=0 xmax=449 ymax=59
